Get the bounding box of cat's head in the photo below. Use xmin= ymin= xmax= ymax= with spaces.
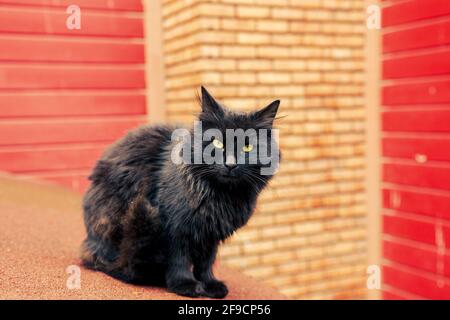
xmin=185 ymin=86 xmax=281 ymax=188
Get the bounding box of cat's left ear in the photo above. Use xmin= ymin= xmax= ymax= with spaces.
xmin=254 ymin=100 xmax=280 ymax=127
xmin=201 ymin=86 xmax=224 ymax=118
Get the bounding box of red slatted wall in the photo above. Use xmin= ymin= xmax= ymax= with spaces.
xmin=382 ymin=0 xmax=450 ymax=299
xmin=0 ymin=1 xmax=146 ymax=192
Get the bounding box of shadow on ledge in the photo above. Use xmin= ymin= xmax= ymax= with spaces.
xmin=0 ymin=174 xmax=286 ymax=300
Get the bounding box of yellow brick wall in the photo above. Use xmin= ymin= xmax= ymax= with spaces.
xmin=161 ymin=0 xmax=367 ymax=299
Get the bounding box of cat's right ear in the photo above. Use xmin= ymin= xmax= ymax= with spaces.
xmin=201 ymin=86 xmax=224 ymax=118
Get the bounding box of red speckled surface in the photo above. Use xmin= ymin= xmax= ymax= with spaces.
xmin=0 ymin=174 xmax=286 ymax=300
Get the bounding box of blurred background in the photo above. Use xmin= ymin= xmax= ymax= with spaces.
xmin=0 ymin=0 xmax=449 ymax=300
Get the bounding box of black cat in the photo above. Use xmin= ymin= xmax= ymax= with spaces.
xmin=81 ymin=87 xmax=280 ymax=298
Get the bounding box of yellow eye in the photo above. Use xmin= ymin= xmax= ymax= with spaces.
xmin=213 ymin=139 xmax=224 ymax=149
xmin=243 ymin=144 xmax=253 ymax=152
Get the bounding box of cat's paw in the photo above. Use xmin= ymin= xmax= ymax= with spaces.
xmin=203 ymin=280 xmax=228 ymax=299
xmin=168 ymin=279 xmax=205 ymax=298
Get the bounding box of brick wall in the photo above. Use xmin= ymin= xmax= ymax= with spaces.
xmin=162 ymin=0 xmax=367 ymax=299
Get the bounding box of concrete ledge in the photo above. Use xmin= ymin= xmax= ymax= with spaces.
xmin=0 ymin=175 xmax=286 ymax=300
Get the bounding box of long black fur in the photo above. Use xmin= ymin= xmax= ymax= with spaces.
xmin=81 ymin=87 xmax=280 ymax=298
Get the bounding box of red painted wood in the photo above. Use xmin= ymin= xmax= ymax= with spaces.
xmin=383 ymin=110 xmax=450 ymax=132
xmin=383 ymin=50 xmax=450 ymax=79
xmin=383 ymin=214 xmax=437 ymax=246
xmin=0 ymin=0 xmax=143 ymax=11
xmin=385 ymin=240 xmax=450 ymax=279
xmin=41 ymin=174 xmax=90 ymax=193
xmin=0 ymin=38 xmax=144 ymax=63
xmin=382 ymin=290 xmax=407 ymax=300
xmin=383 ymin=188 xmax=450 ymax=221
xmin=0 ymin=146 xmax=106 ymax=172
xmin=0 ymin=1 xmax=146 ymax=195
xmin=0 ymin=95 xmax=146 ymax=118
xmin=0 ymin=66 xmax=145 ymax=89
xmin=383 ymin=137 xmax=450 ymax=162
xmin=384 ymin=240 xmax=437 ymax=274
xmin=0 ymin=8 xmax=144 ymax=38
xmin=382 ymin=0 xmax=450 ymax=300
xmin=384 ymin=163 xmax=450 ymax=190
xmin=383 ymin=0 xmax=450 ymax=27
xmin=0 ymin=118 xmax=145 ymax=145
xmin=384 ymin=19 xmax=450 ymax=53
xmin=383 ymin=265 xmax=450 ymax=299
xmin=383 ymin=80 xmax=450 ymax=105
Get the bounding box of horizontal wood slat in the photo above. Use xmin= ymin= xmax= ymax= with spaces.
xmin=383 ymin=240 xmax=442 ymax=275
xmin=0 ymin=145 xmax=105 ymax=172
xmin=383 ymin=50 xmax=450 ymax=79
xmin=383 ymin=110 xmax=450 ymax=132
xmin=40 ymin=173 xmax=90 ymax=193
xmin=382 ymin=290 xmax=408 ymax=300
xmin=383 ymin=188 xmax=450 ymax=221
xmin=0 ymin=118 xmax=145 ymax=145
xmin=383 ymin=266 xmax=450 ymax=300
xmin=383 ymin=137 xmax=450 ymax=162
xmin=383 ymin=188 xmax=450 ymax=220
xmin=0 ymin=66 xmax=145 ymax=89
xmin=383 ymin=19 xmax=450 ymax=53
xmin=383 ymin=265 xmax=450 ymax=299
xmin=0 ymin=38 xmax=144 ymax=63
xmin=0 ymin=94 xmax=146 ymax=117
xmin=0 ymin=0 xmax=143 ymax=11
xmin=383 ymin=214 xmax=440 ymax=246
xmin=383 ymin=0 xmax=450 ymax=27
xmin=0 ymin=8 xmax=144 ymax=38
xmin=383 ymin=80 xmax=450 ymax=105
xmin=383 ymin=163 xmax=450 ymax=190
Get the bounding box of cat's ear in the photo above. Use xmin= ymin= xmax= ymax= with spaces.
xmin=254 ymin=100 xmax=280 ymax=127
xmin=201 ymin=86 xmax=224 ymax=117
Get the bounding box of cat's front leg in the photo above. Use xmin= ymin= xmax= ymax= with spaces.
xmin=193 ymin=245 xmax=228 ymax=299
xmin=166 ymin=245 xmax=205 ymax=298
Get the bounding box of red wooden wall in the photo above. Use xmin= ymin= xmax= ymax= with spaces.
xmin=382 ymin=0 xmax=450 ymax=299
xmin=0 ymin=0 xmax=147 ymax=192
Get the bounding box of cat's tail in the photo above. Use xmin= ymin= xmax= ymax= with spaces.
xmin=79 ymin=237 xmax=114 ymax=271
xmin=80 ymin=237 xmax=148 ymax=284
xmin=79 ymin=238 xmax=98 ymax=269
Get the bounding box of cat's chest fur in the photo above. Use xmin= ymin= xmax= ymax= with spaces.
xmin=193 ymin=190 xmax=255 ymax=241
xmin=158 ymin=180 xmax=257 ymax=244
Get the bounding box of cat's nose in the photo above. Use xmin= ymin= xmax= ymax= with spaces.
xmin=225 ymin=155 xmax=237 ymax=171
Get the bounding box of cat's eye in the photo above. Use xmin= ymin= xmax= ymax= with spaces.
xmin=243 ymin=144 xmax=253 ymax=152
xmin=212 ymin=139 xmax=224 ymax=149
